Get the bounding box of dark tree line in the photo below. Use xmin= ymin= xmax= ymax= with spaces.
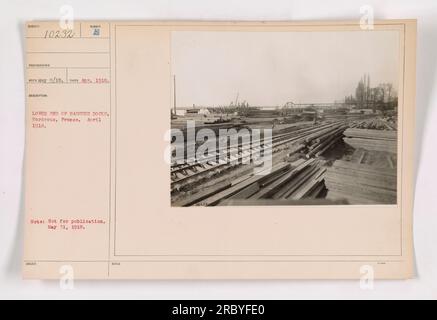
xmin=345 ymin=74 xmax=397 ymax=111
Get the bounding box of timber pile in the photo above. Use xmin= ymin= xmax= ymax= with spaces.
xmin=301 ymin=124 xmax=347 ymax=158
xmin=350 ymin=118 xmax=397 ymax=130
xmin=325 ymin=160 xmax=396 ymax=204
xmin=171 ymin=121 xmax=348 ymax=192
xmin=186 ymin=158 xmax=327 ymax=206
xmin=276 ymin=121 xmax=348 ymax=159
xmin=343 ymin=128 xmax=397 ymax=153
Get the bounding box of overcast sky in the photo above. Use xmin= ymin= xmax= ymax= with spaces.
xmin=171 ymin=30 xmax=400 ymax=107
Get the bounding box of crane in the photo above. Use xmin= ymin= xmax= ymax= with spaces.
xmin=234 ymin=93 xmax=239 ymax=107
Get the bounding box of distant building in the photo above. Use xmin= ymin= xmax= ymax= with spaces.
xmin=177 ymin=106 xmax=210 ymax=117
xmin=349 ymin=108 xmax=374 ymax=114
xmin=186 ymin=108 xmax=200 ymax=114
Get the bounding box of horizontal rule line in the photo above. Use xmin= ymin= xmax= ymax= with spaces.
xmin=26 ymin=52 xmax=109 ymax=54
xmin=26 ymin=37 xmax=109 ymax=39
xmin=24 ymin=260 xmax=404 ymax=263
xmin=113 ymin=254 xmax=403 ymax=257
xmin=27 ymin=83 xmax=111 ymax=85
xmin=27 ymin=67 xmax=110 ymax=69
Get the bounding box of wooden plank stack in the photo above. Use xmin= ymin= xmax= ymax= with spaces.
xmin=350 ymin=118 xmax=397 ymax=130
xmin=343 ymin=128 xmax=397 ymax=153
xmin=211 ymin=158 xmax=327 ymax=205
xmin=325 ymin=160 xmax=397 ymax=204
xmin=194 ymin=162 xmax=292 ymax=206
xmin=281 ymin=122 xmax=348 ymax=158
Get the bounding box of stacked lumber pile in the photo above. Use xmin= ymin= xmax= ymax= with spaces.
xmin=171 ymin=121 xmax=348 ymax=195
xmin=189 ymin=162 xmax=291 ymax=206
xmin=279 ymin=121 xmax=348 ymax=158
xmin=239 ymin=158 xmax=326 ymax=200
xmin=302 ymin=124 xmax=346 ymax=158
xmin=181 ymin=158 xmax=327 ymax=206
xmin=343 ymin=128 xmax=397 ymax=153
xmin=325 ymin=160 xmax=396 ymax=204
xmin=350 ymin=118 xmax=397 ymax=130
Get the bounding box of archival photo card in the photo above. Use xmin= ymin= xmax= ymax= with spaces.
xmin=23 ymin=21 xmax=415 ymax=279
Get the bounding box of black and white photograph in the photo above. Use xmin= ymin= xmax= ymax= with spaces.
xmin=170 ymin=30 xmax=400 ymax=206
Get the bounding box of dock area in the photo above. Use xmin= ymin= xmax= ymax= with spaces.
xmin=170 ymin=108 xmax=398 ymax=206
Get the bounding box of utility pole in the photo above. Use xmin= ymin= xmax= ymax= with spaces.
xmin=173 ymin=75 xmax=177 ymax=115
